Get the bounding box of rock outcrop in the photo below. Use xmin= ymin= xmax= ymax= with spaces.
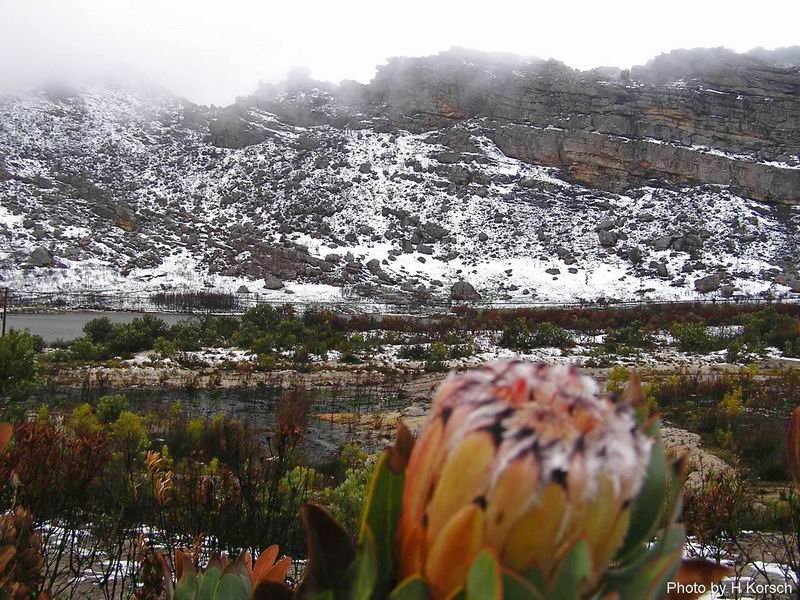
xmin=1 ymin=47 xmax=799 ymax=303
xmin=365 ymin=48 xmax=800 ymax=205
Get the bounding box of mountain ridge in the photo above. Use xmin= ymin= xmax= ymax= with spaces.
xmin=1 ymin=47 xmax=798 ymax=304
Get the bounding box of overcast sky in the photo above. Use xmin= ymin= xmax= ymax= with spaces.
xmin=1 ymin=0 xmax=798 ymax=106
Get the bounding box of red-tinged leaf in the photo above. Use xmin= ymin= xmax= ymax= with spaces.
xmin=0 ymin=423 xmax=12 ymax=454
xmin=158 ymin=553 xmax=174 ymax=600
xmin=389 ymin=422 xmax=415 ymax=474
xmin=788 ymin=405 xmax=800 ymax=487
xmin=175 ymin=548 xmax=195 ymax=581
xmin=0 ymin=546 xmax=15 ymax=572
xmin=296 ymin=503 xmax=356 ymax=598
xmin=264 ymin=556 xmax=292 ymax=583
xmin=253 ymin=545 xmax=280 ymax=584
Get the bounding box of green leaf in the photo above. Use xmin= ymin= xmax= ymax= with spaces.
xmin=175 ymin=571 xmax=198 ymax=600
xmin=296 ymin=504 xmax=357 ymax=599
xmin=213 ymin=572 xmax=250 ymax=599
xmin=616 ymin=431 xmax=668 ymax=564
xmin=466 ymin=550 xmax=502 ymax=600
xmin=663 ymin=457 xmax=687 ymax=527
xmin=348 ymin=528 xmax=378 ymax=600
xmin=605 ymin=524 xmax=685 ymax=599
xmin=518 ymin=567 xmax=547 ymax=595
xmin=358 ymin=450 xmax=405 ymax=597
xmin=195 ymin=566 xmax=222 ymax=600
xmin=388 ymin=575 xmax=429 ymax=600
xmin=550 ymin=539 xmax=592 ymax=600
xmin=502 ymin=571 xmax=547 ymax=600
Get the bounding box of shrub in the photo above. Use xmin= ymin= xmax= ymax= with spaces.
xmin=717 ymin=387 xmax=744 ymax=419
xmin=107 ymin=315 xmax=169 ymax=355
xmin=603 ymin=320 xmax=655 ymax=353
xmin=68 ymin=337 xmax=99 ymax=361
xmin=605 ymin=365 xmax=631 ymax=394
xmin=83 ymin=317 xmax=115 ymax=344
xmin=671 ymin=322 xmax=720 ymax=353
xmin=741 ymin=307 xmax=799 ymax=349
xmin=319 ymin=450 xmax=377 ymax=536
xmin=68 ymin=403 xmax=101 ymax=436
xmin=0 ymin=329 xmax=38 ymax=405
xmin=96 ymin=394 xmax=130 ymax=424
xmin=169 ymin=321 xmax=202 ymax=352
xmin=152 ymin=336 xmax=177 ymax=358
xmin=500 ymin=319 xmax=573 ymax=350
xmin=110 ymin=411 xmax=149 ymax=460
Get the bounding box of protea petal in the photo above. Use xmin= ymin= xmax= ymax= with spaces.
xmin=400 ymin=417 xmax=445 ymax=533
xmin=425 ymin=430 xmax=496 ymax=541
xmin=581 ymin=476 xmax=629 ymax=580
xmin=424 ymin=503 xmax=485 ymax=600
xmin=398 ymin=522 xmax=426 ymax=581
xmin=484 ymin=454 xmax=540 ymax=548
xmin=501 ymin=482 xmax=567 ymax=574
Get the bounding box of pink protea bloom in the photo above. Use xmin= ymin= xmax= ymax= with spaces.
xmin=396 ymin=360 xmax=652 ymax=599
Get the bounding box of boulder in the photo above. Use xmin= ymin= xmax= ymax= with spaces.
xmin=422 ymin=223 xmax=449 ymax=240
xmin=694 ymin=274 xmax=721 ymax=293
xmin=598 ymin=230 xmax=618 ymax=246
xmin=26 ymin=246 xmax=53 ymax=267
xmin=263 ymin=276 xmax=285 ymax=290
xmin=653 ymin=236 xmax=674 ymax=251
xmin=451 ymin=281 xmax=482 ymax=302
xmin=595 ymin=219 xmax=617 ymax=231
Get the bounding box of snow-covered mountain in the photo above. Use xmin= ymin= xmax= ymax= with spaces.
xmin=1 ymin=48 xmax=799 ymax=305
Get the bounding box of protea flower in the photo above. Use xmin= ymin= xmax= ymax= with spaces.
xmin=396 ymin=361 xmax=653 ymax=599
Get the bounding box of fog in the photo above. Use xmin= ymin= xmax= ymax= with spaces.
xmin=1 ymin=0 xmax=798 ymax=106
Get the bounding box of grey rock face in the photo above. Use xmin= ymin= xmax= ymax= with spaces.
xmin=598 ymin=230 xmax=619 ymax=246
xmin=694 ymin=274 xmax=722 ymax=293
xmin=263 ymin=275 xmax=285 ymax=290
xmin=26 ymin=246 xmax=53 ymax=267
xmin=450 ymin=280 xmax=482 ymax=301
xmin=370 ymin=48 xmax=800 ymax=205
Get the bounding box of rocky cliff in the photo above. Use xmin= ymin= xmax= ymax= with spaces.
xmin=0 ymin=48 xmax=798 ymax=303
xmin=366 ymin=48 xmax=800 ymax=204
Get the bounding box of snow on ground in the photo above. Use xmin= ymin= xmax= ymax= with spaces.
xmin=1 ymin=84 xmax=798 ymax=306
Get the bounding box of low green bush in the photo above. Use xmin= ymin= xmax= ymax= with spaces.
xmin=500 ymin=319 xmax=574 ymax=350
